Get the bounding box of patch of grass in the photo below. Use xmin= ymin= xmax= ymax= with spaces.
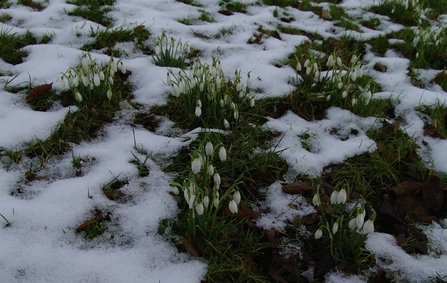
xmin=369 ymin=0 xmax=428 ymax=27
xmin=82 ymin=25 xmax=151 ymax=57
xmin=67 ymin=0 xmax=115 ymax=27
xmin=262 ymin=0 xmax=301 ymax=8
xmin=199 ymin=9 xmax=216 ymax=23
xmin=153 ymin=31 xmax=190 ymax=68
xmin=368 ymin=34 xmax=391 ymax=56
xmin=39 ymin=31 xmax=53 ymax=44
xmin=417 ymin=100 xmax=447 ymax=139
xmin=176 ymin=0 xmax=203 ymax=7
xmin=219 ymin=0 xmax=248 ymax=13
xmin=360 ymin=17 xmax=382 ymax=30
xmin=0 ymin=13 xmax=12 ymax=23
xmin=0 ymin=29 xmax=36 ymax=65
xmin=18 ymin=0 xmax=46 ymax=11
xmin=0 ymin=0 xmax=11 ymax=8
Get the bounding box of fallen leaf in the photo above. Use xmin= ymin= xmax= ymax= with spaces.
xmin=174 ymin=238 xmax=200 ymax=257
xmin=282 ymin=182 xmax=314 ymax=197
xmin=27 ymin=82 xmax=53 ymax=100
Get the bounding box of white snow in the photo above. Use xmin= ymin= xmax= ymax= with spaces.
xmin=0 ymin=0 xmax=447 ymax=282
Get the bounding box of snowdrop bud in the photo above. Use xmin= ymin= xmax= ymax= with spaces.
xmin=231 ymin=102 xmax=236 ymax=110
xmin=326 ymin=95 xmax=331 ymax=101
xmin=348 ymin=218 xmax=356 ymax=230
xmin=236 ymin=82 xmax=242 ymax=92
xmin=195 ymin=106 xmax=202 ymax=117
xmin=219 ymin=146 xmax=227 ymax=161
xmin=191 ymin=158 xmax=202 ymax=174
xmin=250 ymin=97 xmax=255 ymax=107
xmin=315 ymin=227 xmax=323 ymax=239
xmin=416 ymin=52 xmax=419 ymax=59
xmin=356 ymin=212 xmax=365 ymax=228
xmin=99 ymin=71 xmax=105 ymax=81
xmin=233 ymin=191 xmax=241 ymax=205
xmin=330 ymin=190 xmax=338 ymax=204
xmin=106 ymin=89 xmax=112 ymax=100
xmin=108 ymin=76 xmax=114 ymax=85
xmin=110 ymin=59 xmax=117 ymax=73
xmin=337 ymin=82 xmax=343 ymax=89
xmin=207 ymin=164 xmax=214 ymax=176
xmin=189 ymin=195 xmax=196 ymax=209
xmin=82 ymin=76 xmax=89 ymax=87
xmin=93 ymin=73 xmax=100 ymax=86
xmin=184 ymin=43 xmax=190 ymax=54
xmin=155 ymin=43 xmax=161 ymax=55
xmin=172 ymin=186 xmax=179 ymax=195
xmin=60 ymin=77 xmax=65 ymax=89
xmin=195 ymin=203 xmax=204 ymax=215
xmin=304 ymin=58 xmax=310 ymax=68
xmin=214 ymin=172 xmax=221 ymax=187
xmin=337 ymin=188 xmax=347 ymax=204
xmin=223 ymin=119 xmax=230 ymax=129
xmin=171 ymin=86 xmax=179 ymax=97
xmin=199 ymin=82 xmax=204 ymax=92
xmin=350 ymin=54 xmax=358 ymax=64
xmin=352 ymin=98 xmax=357 ymax=106
xmin=306 ymin=67 xmax=311 ymax=76
xmin=342 ymin=90 xmax=347 ymax=99
xmin=313 ymin=62 xmax=318 ymax=73
xmin=247 ymin=73 xmax=252 ymax=89
xmin=336 ymin=57 xmax=342 ymax=67
xmin=166 ymin=73 xmax=172 ymax=86
xmin=332 ymin=221 xmax=339 ymax=234
xmin=220 ymin=99 xmax=225 ymax=108
xmin=119 ymin=61 xmax=126 ymax=73
xmin=239 ymin=90 xmax=244 ymax=98
xmin=327 ymin=54 xmax=334 ymax=67
xmin=75 ymin=91 xmax=83 ymax=102
xmin=234 ymin=110 xmax=239 ymax=120
xmin=314 ymin=70 xmax=320 ymax=80
xmin=203 ymin=196 xmax=210 ymax=208
xmin=72 ymin=76 xmax=79 ymax=87
xmin=312 ymin=193 xmax=321 ymax=206
xmin=213 ymin=195 xmax=220 ymax=208
xmin=205 ymin=142 xmax=214 ymax=156
xmin=197 ymin=99 xmax=202 ymax=108
xmin=363 ymin=219 xmax=374 ymax=234
xmin=351 ymin=71 xmax=357 ymax=82
xmin=296 ymin=61 xmax=302 ymax=72
xmin=229 ymin=200 xmax=238 ymax=214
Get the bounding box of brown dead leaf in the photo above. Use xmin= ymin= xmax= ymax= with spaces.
xmin=422 ymin=176 xmax=445 ymax=211
xmin=27 ymin=82 xmax=53 ymax=100
xmin=282 ymin=182 xmax=314 ymax=197
xmin=174 ymin=238 xmax=200 ymax=257
xmin=220 ymin=203 xmax=261 ymax=219
xmin=77 ymin=212 xmax=103 ymax=232
xmin=321 ymin=9 xmax=331 ymax=20
xmin=389 ymin=180 xmax=423 ymax=197
xmin=265 ymin=229 xmax=279 ymax=248
xmin=293 ymin=212 xmax=319 ymax=226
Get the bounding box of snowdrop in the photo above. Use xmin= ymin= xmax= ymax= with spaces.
xmin=233 ymin=190 xmax=241 ymax=205
xmin=195 ymin=106 xmax=202 ymax=117
xmin=195 ymin=203 xmax=204 ymax=215
xmin=228 ymin=199 xmax=238 ymax=214
xmin=315 ymin=227 xmax=323 ymax=239
xmin=219 ymin=146 xmax=227 ymax=161
xmin=191 ymin=158 xmax=202 ymax=174
xmin=330 ymin=190 xmax=339 ymax=204
xmin=205 ymin=141 xmax=214 ymax=156
xmin=337 ymin=188 xmax=347 ymax=204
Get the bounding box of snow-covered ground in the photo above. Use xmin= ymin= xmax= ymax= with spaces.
xmin=0 ymin=0 xmax=447 ymax=282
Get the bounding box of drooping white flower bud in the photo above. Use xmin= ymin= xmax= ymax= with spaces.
xmin=349 ymin=218 xmax=356 ymax=230
xmin=214 ymin=172 xmax=221 ymax=187
xmin=195 ymin=203 xmax=204 ymax=215
xmin=191 ymin=158 xmax=202 ymax=174
xmin=312 ymin=193 xmax=321 ymax=206
xmin=363 ymin=219 xmax=374 ymax=234
xmin=166 ymin=73 xmax=172 ymax=86
xmin=172 ymin=186 xmax=179 ymax=195
xmin=207 ymin=164 xmax=214 ymax=176
xmin=246 ymin=73 xmax=252 ymax=89
xmin=223 ymin=119 xmax=230 ymax=129
xmin=330 ymin=190 xmax=338 ymax=204
xmin=93 ymin=73 xmax=100 ymax=86
xmin=203 ymin=195 xmax=210 ymax=208
xmin=106 ymin=89 xmax=112 ymax=100
xmin=205 ymin=141 xmax=214 ymax=156
xmin=337 ymin=188 xmax=347 ymax=204
xmin=219 ymin=146 xmax=227 ymax=161
xmin=332 ymin=221 xmax=339 ymax=234
xmin=195 ymin=106 xmax=202 ymax=117
xmin=110 ymin=59 xmax=117 ymax=73
xmin=315 ymin=227 xmax=323 ymax=239
xmin=229 ymin=199 xmax=238 ymax=214
xmin=99 ymin=71 xmax=105 ymax=81
xmin=119 ymin=61 xmax=126 ymax=73
xmin=233 ymin=190 xmax=241 ymax=205
xmin=75 ymin=91 xmax=83 ymax=102
xmin=250 ymin=97 xmax=255 ymax=107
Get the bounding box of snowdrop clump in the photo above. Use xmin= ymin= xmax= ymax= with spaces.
xmin=312 ymin=184 xmax=376 ymax=264
xmin=166 ymin=58 xmax=255 ymax=129
xmin=153 ymin=31 xmax=190 ymax=68
xmin=60 ymin=53 xmax=125 ymax=108
xmin=171 ymin=138 xmax=241 ymax=238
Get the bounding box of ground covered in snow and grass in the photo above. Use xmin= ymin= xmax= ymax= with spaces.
xmin=1 ymin=0 xmax=447 ymax=282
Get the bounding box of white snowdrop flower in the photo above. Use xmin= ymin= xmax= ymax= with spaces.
xmin=413 ymin=36 xmax=420 ymax=45
xmin=110 ymin=59 xmax=117 ymax=73
xmin=351 ymin=71 xmax=357 ymax=82
xmin=338 ymin=82 xmax=344 ymax=89
xmin=224 ymin=119 xmax=230 ymax=129
xmin=196 ymin=99 xmax=202 ymax=109
xmin=195 ymin=203 xmax=204 ymax=215
xmin=82 ymin=76 xmax=89 ymax=87
xmin=352 ymin=98 xmax=357 ymax=106
xmin=60 ymin=77 xmax=65 ymax=89
xmin=304 ymin=59 xmax=310 ymax=68
xmin=416 ymin=52 xmax=419 ymax=59
xmin=312 ymin=193 xmax=321 ymax=206
xmin=342 ymin=90 xmax=347 ymax=99
xmin=213 ymin=195 xmax=220 ymax=208
xmin=184 ymin=43 xmax=190 ymax=54
xmin=166 ymin=73 xmax=172 ymax=86
xmin=313 ymin=62 xmax=318 ymax=73
xmin=326 ymin=95 xmax=331 ymax=101
xmin=330 ymin=190 xmax=338 ymax=204
xmin=314 ymin=70 xmax=320 ymax=80
xmin=184 ymin=189 xmax=189 ymax=205
xmin=315 ymin=227 xmax=323 ymax=239
xmin=214 ymin=172 xmax=221 ymax=187
xmin=230 ymin=102 xmax=236 ymax=111
xmin=391 ymin=8 xmax=394 ymax=13
xmin=337 ymin=188 xmax=347 ymax=204
xmin=296 ymin=61 xmax=302 ymax=72
xmin=171 ymin=86 xmax=180 ymax=97
xmin=364 ymin=90 xmax=372 ymax=104
xmin=234 ymin=110 xmax=239 ymax=120
xmin=332 ymin=221 xmax=339 ymax=234
xmin=336 ymin=57 xmax=342 ymax=67
xmin=327 ymin=54 xmax=334 ymax=67
xmin=172 ymin=186 xmax=179 ymax=195
xmin=239 ymin=90 xmax=244 ymax=98
xmin=203 ymin=196 xmax=210 ymax=208
xmin=207 ymin=164 xmax=214 ymax=176
xmin=219 ymin=146 xmax=227 ymax=161
xmin=108 ymin=76 xmax=114 ymax=85
xmin=93 ymin=73 xmax=100 ymax=86
xmin=210 ymin=66 xmax=217 ymax=78
xmin=155 ymin=43 xmax=161 ymax=55
xmin=306 ymin=67 xmax=311 ymax=76
xmin=99 ymin=71 xmax=105 ymax=81
xmin=356 ymin=212 xmax=365 ymax=228
xmin=247 ymin=74 xmax=252 ymax=89
xmin=191 ymin=158 xmax=202 ymax=174
xmin=363 ymin=219 xmax=374 ymax=234
xmin=75 ymin=91 xmax=83 ymax=102
xmin=250 ymin=97 xmax=255 ymax=107
xmin=350 ymin=54 xmax=358 ymax=64
xmin=349 ymin=218 xmax=356 ymax=230
xmin=233 ymin=190 xmax=241 ymax=205
xmin=236 ymin=82 xmax=242 ymax=92
xmin=199 ymin=82 xmax=204 ymax=92
xmin=195 ymin=106 xmax=202 ymax=117
xmin=189 ymin=195 xmax=196 ymax=209
xmin=72 ymin=76 xmax=79 ymax=87
xmin=220 ymin=99 xmax=225 ymax=108
xmin=357 ymin=67 xmax=363 ymax=78
xmin=228 ymin=199 xmax=238 ymax=214
xmin=107 ymin=89 xmax=112 ymax=100
xmin=205 ymin=141 xmax=214 ymax=156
